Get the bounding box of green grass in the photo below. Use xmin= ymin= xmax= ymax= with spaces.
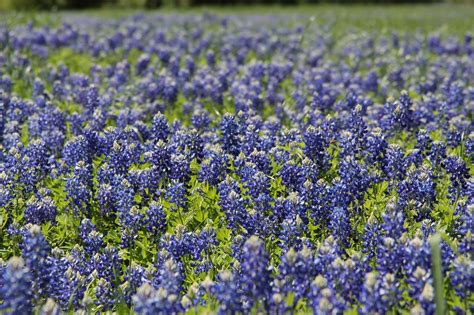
xmin=1 ymin=4 xmax=474 ymax=35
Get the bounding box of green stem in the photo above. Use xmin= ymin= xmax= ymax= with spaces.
xmin=430 ymin=233 xmax=445 ymax=315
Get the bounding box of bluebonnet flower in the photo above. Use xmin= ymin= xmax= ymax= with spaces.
xmin=348 ymin=104 xmax=368 ymax=140
xmin=0 ymin=172 xmax=13 ymax=208
xmin=415 ymin=282 xmax=436 ymax=314
xmin=67 ymin=245 xmax=92 ymax=276
xmin=166 ymin=180 xmax=187 ymax=209
xmin=444 ymin=155 xmax=470 ymax=201
xmin=62 ymin=136 xmax=91 ymax=167
xmin=162 ymin=76 xmax=178 ymax=103
xmin=65 ymin=160 xmax=93 ymax=215
xmin=376 ymin=236 xmax=405 ymax=276
xmin=384 ymin=144 xmax=406 ymax=181
xmin=239 ymin=163 xmax=270 ymax=199
xmin=339 ymin=130 xmax=358 ymax=158
xmin=145 ymin=201 xmax=167 ymax=238
xmin=332 ymin=254 xmax=368 ymax=303
xmin=98 ymin=183 xmax=115 ymax=216
xmin=144 ymin=140 xmax=171 ymax=177
xmin=398 ymin=165 xmax=436 ymax=220
xmin=133 ymin=283 xmax=184 ymax=315
xmin=47 ymin=253 xmax=86 ymax=310
xmin=362 ymin=215 xmax=381 ymax=261
xmin=0 ymin=257 xmax=33 ymax=315
xmin=428 ymin=141 xmax=446 ymax=167
xmin=328 ymin=206 xmax=352 ymax=247
xmin=33 ymin=78 xmax=44 ymax=98
xmin=120 ymin=206 xmax=145 ymax=248
xmin=303 ymin=126 xmax=330 ymax=171
xmin=403 ymin=236 xmax=432 ymax=278
xmin=277 ymin=246 xmax=314 ymax=306
xmin=109 ymin=139 xmax=142 ymax=174
xmin=79 ymin=218 xmax=104 ymax=255
xmin=151 ymin=112 xmax=169 ymax=142
xmin=406 ymin=266 xmax=431 ymax=301
xmin=40 ymin=298 xmax=62 ymax=315
xmin=191 ymin=108 xmax=211 ymax=130
xmin=0 ymin=74 xmax=12 ymax=93
xmin=450 ymin=255 xmax=473 ymax=303
xmin=220 ymin=113 xmax=241 ymax=155
xmin=93 ymin=244 xmax=122 ymax=283
xmin=24 ymin=189 xmax=57 ymax=225
xmin=239 ymin=236 xmax=272 ymax=312
xmin=20 ymin=138 xmax=49 ymax=188
xmin=337 ymin=155 xmax=372 ymax=204
xmin=170 ymin=153 xmax=190 ymax=182
xmin=404 ymin=149 xmax=424 ymax=169
xmin=279 ymin=159 xmax=304 ymax=192
xmin=452 ymin=202 xmax=473 ymax=255
xmin=309 ymin=275 xmax=346 ymax=314
xmin=153 ymin=255 xmax=183 ymax=297
xmin=85 ymin=85 xmax=99 ymax=114
xmin=96 ymin=278 xmax=117 ymax=311
xmin=248 ymin=148 xmax=271 ymax=174
xmin=122 ymin=264 xmax=146 ymax=306
xmin=447 ymin=124 xmax=463 ymax=148
xmin=161 ymin=226 xmax=216 ymax=262
xmin=113 ymin=176 xmax=135 ymax=215
xmin=218 ymin=181 xmax=254 ymax=234
xmin=279 ymin=214 xmax=306 ymax=252
xmin=21 ymin=225 xmax=51 ymax=299
xmin=416 ymin=129 xmax=431 ymax=152
xmin=209 ymin=270 xmax=243 ymax=315
xmin=135 ymin=54 xmax=150 ymax=75
xmin=199 ymin=146 xmax=228 ymax=185
xmin=302 ymin=178 xmax=329 ymax=225
xmin=29 ymin=104 xmax=66 ymax=154
xmin=358 ymin=272 xmax=401 ymax=314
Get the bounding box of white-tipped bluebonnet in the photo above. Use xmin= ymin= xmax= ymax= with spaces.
xmin=123 ymin=263 xmax=146 ymax=306
xmin=277 ymin=246 xmax=315 ymax=306
xmin=96 ymin=278 xmax=117 ymax=311
xmin=303 ymin=126 xmax=330 ymax=172
xmin=198 ymin=146 xmax=228 ymax=185
xmin=24 ymin=189 xmax=57 ymax=225
xmin=444 ymin=155 xmax=470 ymax=201
xmin=133 ymin=283 xmax=183 ymax=315
xmin=40 ymin=298 xmax=62 ymax=315
xmin=145 ymin=201 xmax=167 ymax=238
xmin=166 ymin=180 xmax=187 ymax=209
xmin=47 ymin=254 xmax=86 ymax=310
xmin=0 ymin=257 xmax=33 ymax=315
xmin=309 ymin=275 xmax=346 ymax=314
xmin=65 ymin=160 xmax=93 ymax=215
xmin=450 ymin=255 xmax=473 ymax=302
xmin=358 ymin=272 xmax=401 ymax=314
xmin=79 ymin=218 xmax=104 ymax=255
xmin=62 ymin=135 xmax=91 ymax=167
xmin=210 ymin=270 xmax=243 ymax=315
xmin=220 ymin=113 xmax=241 ymax=156
xmin=93 ymin=244 xmax=122 ymax=283
xmin=21 ymin=225 xmax=51 ymax=300
xmin=428 ymin=140 xmax=446 ymax=168
xmin=239 ymin=235 xmax=272 ymax=312
xmin=384 ymin=144 xmax=406 ymax=181
xmin=398 ymin=165 xmax=436 ymax=220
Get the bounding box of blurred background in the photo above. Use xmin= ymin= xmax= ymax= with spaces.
xmin=0 ymin=0 xmax=472 ymax=10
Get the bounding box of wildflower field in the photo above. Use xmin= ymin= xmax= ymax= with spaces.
xmin=0 ymin=5 xmax=473 ymax=314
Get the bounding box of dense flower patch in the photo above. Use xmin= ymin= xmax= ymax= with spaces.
xmin=0 ymin=12 xmax=472 ymax=314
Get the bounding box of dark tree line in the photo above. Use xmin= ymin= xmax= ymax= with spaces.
xmin=7 ymin=0 xmax=456 ymax=10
